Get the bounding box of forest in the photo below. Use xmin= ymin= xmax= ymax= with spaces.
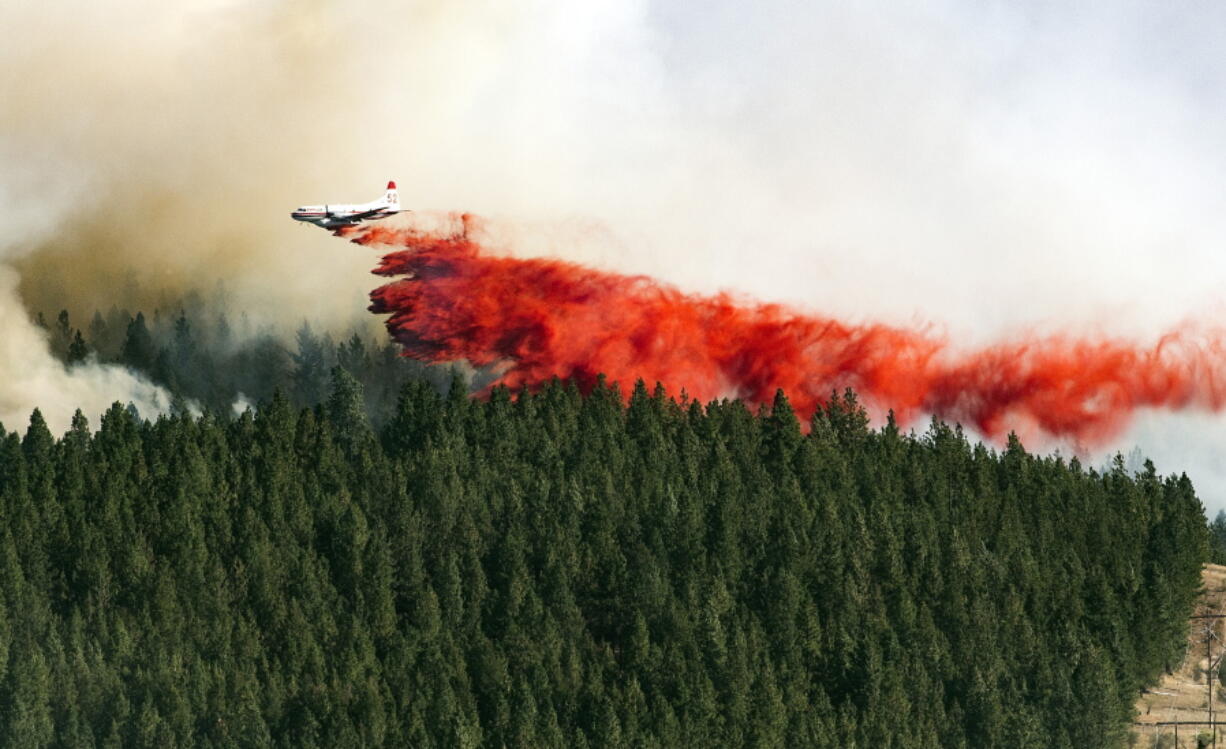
xmin=0 ymin=305 xmax=1208 ymax=746
xmin=34 ymin=305 xmax=460 ymax=429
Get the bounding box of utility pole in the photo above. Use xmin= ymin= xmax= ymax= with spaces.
xmin=1194 ymin=615 xmax=1226 ymax=748
xmin=1134 ymin=615 xmax=1226 ymax=744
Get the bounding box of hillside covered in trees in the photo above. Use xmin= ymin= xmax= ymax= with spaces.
xmin=34 ymin=304 xmax=461 ymax=428
xmin=0 ymin=354 xmax=1207 ymax=746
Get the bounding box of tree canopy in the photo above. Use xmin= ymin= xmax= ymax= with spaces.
xmin=0 ymin=367 xmax=1206 ymax=747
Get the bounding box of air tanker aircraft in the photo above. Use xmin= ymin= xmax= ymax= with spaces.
xmin=290 ymin=182 xmax=402 ymax=229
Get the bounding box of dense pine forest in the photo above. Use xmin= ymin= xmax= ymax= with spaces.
xmin=3 ymin=302 xmax=1213 ymax=747
xmin=34 ymin=305 xmax=461 ymax=428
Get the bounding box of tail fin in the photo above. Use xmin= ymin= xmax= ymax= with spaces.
xmin=384 ymin=180 xmax=400 ymax=210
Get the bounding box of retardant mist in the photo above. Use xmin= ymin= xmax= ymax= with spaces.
xmin=345 ymin=215 xmax=1226 ymax=449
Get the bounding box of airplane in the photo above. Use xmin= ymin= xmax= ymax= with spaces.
xmin=290 ymin=181 xmax=402 ymax=229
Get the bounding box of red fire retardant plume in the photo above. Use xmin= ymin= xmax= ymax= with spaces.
xmin=342 ymin=215 xmax=1226 ymax=447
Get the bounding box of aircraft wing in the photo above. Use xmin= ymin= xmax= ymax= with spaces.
xmin=344 ymin=208 xmax=389 ymax=222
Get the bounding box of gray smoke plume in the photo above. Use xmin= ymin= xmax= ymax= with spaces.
xmin=0 ymin=148 xmax=171 ymax=431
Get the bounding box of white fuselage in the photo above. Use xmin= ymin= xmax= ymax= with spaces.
xmin=291 ymin=182 xmax=401 ymax=229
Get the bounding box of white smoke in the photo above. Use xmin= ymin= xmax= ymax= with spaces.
xmin=0 ymin=159 xmax=171 ymax=432
xmin=0 ymin=289 xmax=172 ymax=433
xmin=231 ymin=393 xmax=255 ymax=418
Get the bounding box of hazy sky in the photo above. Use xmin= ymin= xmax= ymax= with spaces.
xmin=5 ymin=0 xmax=1226 ymax=509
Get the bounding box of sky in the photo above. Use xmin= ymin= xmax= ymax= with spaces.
xmin=4 ymin=0 xmax=1226 ymax=510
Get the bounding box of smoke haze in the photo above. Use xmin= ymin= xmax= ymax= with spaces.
xmin=0 ymin=182 xmax=170 ymax=431
xmin=5 ymin=1 xmax=1226 ymax=506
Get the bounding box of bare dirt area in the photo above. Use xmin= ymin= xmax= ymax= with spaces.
xmin=1132 ymin=564 xmax=1226 ymax=747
